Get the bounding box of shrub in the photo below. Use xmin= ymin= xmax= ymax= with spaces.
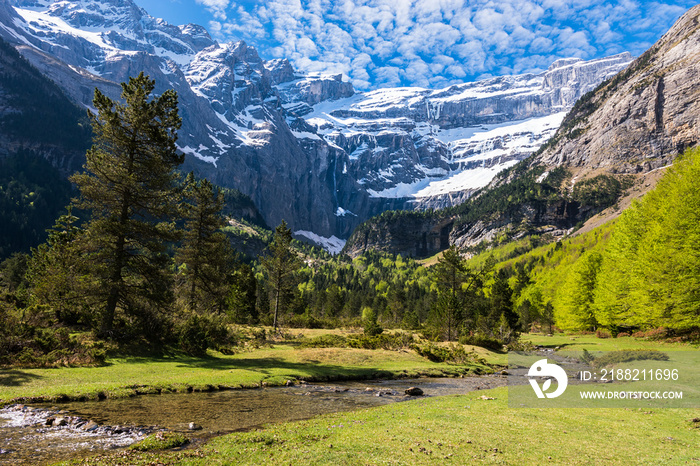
xmin=178 ymin=315 xmax=209 ymax=356
xmin=412 ymin=342 xmax=475 ymax=364
xmin=298 ymin=334 xmax=348 ymax=348
xmin=631 ymin=327 xmax=669 ymax=340
xmin=590 ymin=350 xmax=669 ymax=369
xmin=459 ymin=334 xmax=504 ymax=351
xmin=347 ymin=332 xmax=415 ymax=350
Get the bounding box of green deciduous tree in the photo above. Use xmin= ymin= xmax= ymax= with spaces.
xmin=70 ymin=73 xmax=183 ymax=337
xmin=594 ymin=148 xmax=700 ymax=330
xmin=558 ymin=250 xmax=602 ymax=330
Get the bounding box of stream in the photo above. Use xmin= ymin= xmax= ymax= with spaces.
xmin=0 ymin=375 xmax=506 ymax=465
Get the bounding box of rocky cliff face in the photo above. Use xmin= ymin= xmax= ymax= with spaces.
xmin=0 ymin=0 xmax=634 ymax=250
xmin=531 ymin=5 xmax=700 ymax=176
xmin=295 ymin=54 xmax=631 ymax=211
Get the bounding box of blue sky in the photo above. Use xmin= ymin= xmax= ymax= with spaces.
xmin=135 ymin=0 xmax=694 ymax=90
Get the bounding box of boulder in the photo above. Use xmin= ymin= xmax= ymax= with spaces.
xmin=405 ymin=387 xmax=424 ymax=396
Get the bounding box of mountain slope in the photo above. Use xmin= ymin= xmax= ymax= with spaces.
xmin=531 ymin=5 xmax=700 ymax=176
xmin=0 ymin=0 xmax=631 ymax=247
xmin=345 ymin=4 xmax=700 ymax=258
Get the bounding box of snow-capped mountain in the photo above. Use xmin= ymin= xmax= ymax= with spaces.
xmin=0 ymin=0 xmax=632 ymax=248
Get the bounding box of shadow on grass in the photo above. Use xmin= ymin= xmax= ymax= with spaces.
xmin=178 ymin=356 xmax=392 ymax=380
xmin=0 ymin=369 xmax=43 ymax=387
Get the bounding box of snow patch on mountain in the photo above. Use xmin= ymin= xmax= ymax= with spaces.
xmin=294 ymin=230 xmax=346 ymax=255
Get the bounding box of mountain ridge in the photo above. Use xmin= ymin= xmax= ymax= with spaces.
xmin=0 ymin=0 xmax=633 ymax=248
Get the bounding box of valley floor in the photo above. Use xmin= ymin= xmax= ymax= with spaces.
xmin=1 ymin=332 xmax=697 ymax=465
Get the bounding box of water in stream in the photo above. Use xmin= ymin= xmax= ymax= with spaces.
xmin=0 ymin=376 xmax=506 ymax=465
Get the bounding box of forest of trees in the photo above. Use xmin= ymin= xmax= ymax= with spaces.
xmin=1 ymin=75 xmax=697 ymax=367
xmin=495 ymin=147 xmax=700 ymax=336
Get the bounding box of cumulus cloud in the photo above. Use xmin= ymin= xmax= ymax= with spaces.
xmin=205 ymin=0 xmax=695 ymax=90
xmin=195 ymin=0 xmax=229 ymax=21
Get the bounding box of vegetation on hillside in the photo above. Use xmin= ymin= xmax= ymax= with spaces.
xmin=2 ymin=73 xmax=698 ymax=369
xmin=461 ymin=148 xmax=700 ymax=336
xmin=0 ymin=151 xmax=73 ymax=260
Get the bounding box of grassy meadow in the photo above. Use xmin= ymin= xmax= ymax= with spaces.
xmin=5 ymin=331 xmax=688 ymax=465
xmin=0 ymin=328 xmax=495 ymax=405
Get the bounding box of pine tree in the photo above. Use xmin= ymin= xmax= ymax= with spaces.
xmin=27 ymin=208 xmax=94 ymax=325
xmin=70 ymin=73 xmax=183 ymax=337
xmin=175 ymin=173 xmax=233 ymax=314
xmin=261 ymin=220 xmax=302 ymax=331
xmin=227 ymin=262 xmax=258 ymax=324
xmin=429 ymin=245 xmax=490 ymax=340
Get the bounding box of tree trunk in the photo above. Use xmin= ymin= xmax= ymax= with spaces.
xmin=273 ymin=289 xmax=280 ymax=331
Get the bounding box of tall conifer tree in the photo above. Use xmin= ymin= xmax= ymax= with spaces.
xmin=70 ymin=73 xmax=183 ymax=336
xmin=261 ymin=220 xmax=302 ymax=330
xmin=175 ymin=173 xmax=233 ymax=313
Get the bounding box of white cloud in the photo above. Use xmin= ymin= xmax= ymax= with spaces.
xmin=199 ymin=0 xmax=696 ymax=90
xmin=195 ymin=0 xmax=229 ymax=20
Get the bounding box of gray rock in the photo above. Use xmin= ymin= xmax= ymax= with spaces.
xmin=534 ymin=6 xmax=700 ymax=176
xmin=82 ymin=420 xmax=99 ymax=431
xmin=188 ymin=422 xmax=202 ymax=431
xmin=0 ymin=0 xmax=637 ymax=246
xmin=405 ymin=387 xmax=424 ymax=396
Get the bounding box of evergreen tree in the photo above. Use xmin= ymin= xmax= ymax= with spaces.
xmin=542 ymin=301 xmax=555 ymax=334
xmin=489 ymin=269 xmax=518 ymax=330
xmin=261 ymin=220 xmax=302 ymax=330
xmin=27 ymin=209 xmax=94 ymax=325
xmin=175 ymin=173 xmax=233 ymax=314
xmin=227 ymin=262 xmax=258 ymax=324
xmin=70 ymin=73 xmax=183 ymax=337
xmin=429 ymin=246 xmax=490 ymax=340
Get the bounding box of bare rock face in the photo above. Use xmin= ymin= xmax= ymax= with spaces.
xmin=533 ymin=5 xmax=700 ymax=175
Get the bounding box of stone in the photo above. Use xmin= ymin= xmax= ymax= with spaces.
xmin=82 ymin=421 xmax=99 ymax=432
xmin=405 ymin=387 xmax=424 ymax=396
xmin=285 ymin=380 xmax=294 ymax=387
xmin=188 ymin=422 xmax=202 ymax=431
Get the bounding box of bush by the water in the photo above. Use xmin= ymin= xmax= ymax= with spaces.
xmin=412 ymin=342 xmax=477 ymax=364
xmin=0 ymin=303 xmax=106 ymax=367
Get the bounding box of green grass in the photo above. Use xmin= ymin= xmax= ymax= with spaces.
xmin=0 ymin=342 xmax=494 ymax=405
xmin=523 ymin=332 xmax=697 ymax=352
xmin=63 ymin=385 xmax=700 ymax=465
xmin=129 ymin=432 xmax=189 ymax=452
xmin=26 ymin=333 xmax=700 ymax=465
